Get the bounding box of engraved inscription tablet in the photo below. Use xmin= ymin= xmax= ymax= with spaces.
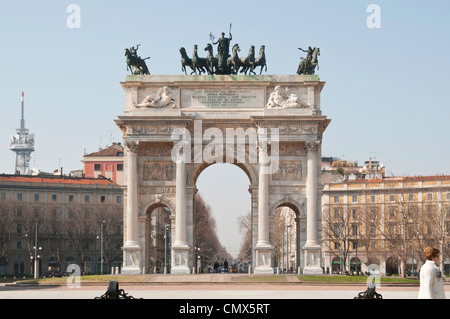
xmin=181 ymin=88 xmax=264 ymax=108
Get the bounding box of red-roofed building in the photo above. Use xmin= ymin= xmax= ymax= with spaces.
xmin=0 ymin=174 xmax=123 ymax=276
xmin=82 ymin=143 xmax=124 ymax=185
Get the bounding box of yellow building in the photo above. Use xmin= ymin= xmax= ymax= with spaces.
xmin=0 ymin=174 xmax=123 ymax=276
xmin=322 ymin=174 xmax=450 ymax=276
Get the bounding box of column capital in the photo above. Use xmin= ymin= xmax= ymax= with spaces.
xmin=304 ymin=140 xmax=321 ymax=153
xmin=125 ymin=141 xmax=140 ymax=154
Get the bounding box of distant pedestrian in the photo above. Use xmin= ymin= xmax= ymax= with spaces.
xmin=418 ymin=246 xmax=446 ymax=299
xmin=214 ymin=261 xmax=219 ymax=273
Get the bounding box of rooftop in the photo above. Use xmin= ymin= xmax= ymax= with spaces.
xmin=84 ymin=143 xmax=124 ymax=157
xmin=0 ymin=174 xmax=116 ymax=186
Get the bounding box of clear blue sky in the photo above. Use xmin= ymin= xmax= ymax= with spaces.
xmin=1 ymin=1 xmax=449 ymax=256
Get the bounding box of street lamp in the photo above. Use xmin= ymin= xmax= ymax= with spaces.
xmin=286 ymin=224 xmax=291 ymax=273
xmin=100 ymin=220 xmax=105 ymax=275
xmin=164 ymin=224 xmax=171 ymax=274
xmin=30 ymin=223 xmax=42 ymax=279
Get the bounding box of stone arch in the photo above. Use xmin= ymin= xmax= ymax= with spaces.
xmin=142 ymin=197 xmax=175 ymax=219
xmin=269 ymin=197 xmax=306 ymax=219
xmin=270 ymin=198 xmax=306 ymax=273
xmin=188 ymin=160 xmax=257 ymax=187
xmin=143 ymin=200 xmax=172 ymax=274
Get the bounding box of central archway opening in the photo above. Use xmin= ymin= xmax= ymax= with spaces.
xmin=195 ymin=163 xmax=251 ymax=273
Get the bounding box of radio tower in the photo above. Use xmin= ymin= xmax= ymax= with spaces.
xmin=10 ymin=91 xmax=35 ymax=175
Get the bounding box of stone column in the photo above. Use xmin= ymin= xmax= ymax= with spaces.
xmin=171 ymin=158 xmax=190 ymax=274
xmin=303 ymin=140 xmax=323 ymax=274
xmin=122 ymin=141 xmax=142 ymax=275
xmin=254 ymin=141 xmax=273 ymax=274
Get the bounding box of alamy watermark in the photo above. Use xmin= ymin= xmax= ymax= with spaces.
xmin=66 ymin=4 xmax=81 ymax=29
xmin=66 ymin=264 xmax=81 ymax=288
xmin=366 ymin=264 xmax=381 ymax=288
xmin=171 ymin=120 xmax=279 ymax=174
xmin=366 ymin=4 xmax=381 ymax=29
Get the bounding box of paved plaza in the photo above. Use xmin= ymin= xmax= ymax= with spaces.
xmin=0 ymin=274 xmax=444 ymax=299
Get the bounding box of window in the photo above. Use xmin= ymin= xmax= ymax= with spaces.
xmin=389 ymin=207 xmax=396 ymax=219
xmin=52 ymin=194 xmax=57 ymax=201
xmin=84 ymin=195 xmax=90 ymax=203
xmin=352 ymin=225 xmax=359 ymax=236
xmin=34 ymin=194 xmax=40 ymax=202
xmin=17 ymin=241 xmax=22 ymax=249
xmin=0 ymin=192 xmax=5 ymax=200
xmin=116 ymin=195 xmax=122 ymax=204
xmin=333 ymin=208 xmax=341 ymax=219
xmin=408 ymin=193 xmax=414 ymax=201
xmin=117 ymin=164 xmax=123 ymax=171
xmin=352 ymin=195 xmax=358 ymax=203
xmin=333 ymin=196 xmax=340 ymax=203
xmin=370 ymin=195 xmax=376 ymax=203
xmin=351 ymin=208 xmax=358 ymax=219
xmin=17 ymin=224 xmax=22 ymax=234
xmin=447 ymin=193 xmax=450 ymax=201
xmin=100 ymin=195 xmax=106 ymax=203
xmin=17 ymin=193 xmax=23 ymax=201
xmin=94 ymin=163 xmax=101 ymax=171
xmin=68 ymin=194 xmax=74 ymax=202
xmin=352 ymin=241 xmax=358 ymax=250
xmin=426 ymin=193 xmax=433 ymax=201
xmin=389 ymin=194 xmax=395 ymax=202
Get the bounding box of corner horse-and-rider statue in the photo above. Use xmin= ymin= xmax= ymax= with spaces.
xmin=297 ymin=46 xmax=320 ymax=75
xmin=125 ymin=44 xmax=150 ymax=75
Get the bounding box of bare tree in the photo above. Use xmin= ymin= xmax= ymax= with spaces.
xmin=322 ymin=204 xmax=352 ymax=273
xmin=97 ymin=203 xmax=123 ymax=272
xmin=40 ymin=203 xmax=65 ymax=271
xmin=421 ymin=200 xmax=450 ymax=274
xmin=0 ymin=199 xmax=14 ymax=259
xmin=65 ymin=202 xmax=95 ymax=271
xmin=193 ymin=194 xmax=231 ymax=269
xmin=236 ymin=211 xmax=252 ymax=266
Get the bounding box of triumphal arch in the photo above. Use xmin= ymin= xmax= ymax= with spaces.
xmin=115 ymin=73 xmax=330 ymax=275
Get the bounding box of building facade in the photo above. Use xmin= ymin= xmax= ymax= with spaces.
xmin=82 ymin=143 xmax=124 ymax=185
xmin=0 ymin=174 xmax=123 ymax=276
xmin=322 ymin=174 xmax=450 ymax=276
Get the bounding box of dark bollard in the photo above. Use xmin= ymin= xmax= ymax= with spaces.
xmin=354 ymin=283 xmax=383 ymax=299
xmin=95 ymin=280 xmax=141 ymax=299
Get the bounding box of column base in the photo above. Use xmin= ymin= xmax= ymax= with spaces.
xmin=122 ymin=243 xmax=142 ymax=275
xmin=303 ymin=245 xmax=323 ymax=275
xmin=254 ymin=244 xmax=273 ymax=275
xmin=171 ymin=244 xmax=190 ymax=275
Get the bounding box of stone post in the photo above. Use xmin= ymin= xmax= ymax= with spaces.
xmin=303 ymin=140 xmax=323 ymax=274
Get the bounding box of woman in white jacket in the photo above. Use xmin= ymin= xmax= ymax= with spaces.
xmin=418 ymin=246 xmax=446 ymax=299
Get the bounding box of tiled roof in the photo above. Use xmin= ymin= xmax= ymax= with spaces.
xmin=0 ymin=174 xmax=115 ymax=185
xmin=84 ymin=144 xmax=124 ymax=157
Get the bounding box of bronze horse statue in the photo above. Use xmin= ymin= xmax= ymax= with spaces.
xmin=204 ymin=43 xmax=218 ymax=74
xmin=254 ymin=45 xmax=267 ymax=75
xmin=297 ymin=47 xmax=320 ymax=75
xmin=227 ymin=44 xmax=241 ymax=75
xmin=239 ymin=45 xmax=256 ymax=75
xmin=179 ymin=47 xmax=195 ymax=75
xmin=191 ymin=45 xmax=208 ymax=75
xmin=125 ymin=48 xmax=150 ymax=75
